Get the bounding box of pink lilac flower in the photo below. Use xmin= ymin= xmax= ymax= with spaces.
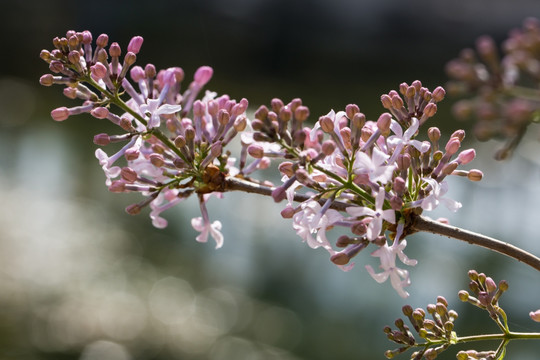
xmin=191 ymin=217 xmax=224 ymax=249
xmin=346 ymin=187 xmax=395 ymax=240
xmin=352 ymin=147 xmax=395 ymax=185
xmin=364 ymin=223 xmax=417 ymax=298
xmin=387 ymin=117 xmax=430 ymax=163
xmin=138 ymin=98 xmax=182 ymax=128
xmin=420 ymin=178 xmax=462 ymax=212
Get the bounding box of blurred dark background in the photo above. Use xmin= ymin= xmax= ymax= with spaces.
xmin=1 ymin=1 xmax=540 ymax=359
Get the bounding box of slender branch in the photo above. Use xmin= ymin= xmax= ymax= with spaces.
xmin=223 ymin=176 xmax=350 ymax=212
xmin=412 ymin=216 xmax=540 ymax=272
xmin=224 ymin=176 xmax=540 ymax=273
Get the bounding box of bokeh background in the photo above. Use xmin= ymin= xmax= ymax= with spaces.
xmin=1 ymin=0 xmax=540 ymax=359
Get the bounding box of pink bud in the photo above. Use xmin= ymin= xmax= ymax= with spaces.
xmin=130 ymin=66 xmax=145 ymax=82
xmin=377 ymin=113 xmax=392 ymax=134
xmin=109 ymin=180 xmax=126 ymax=192
xmin=380 ymin=94 xmax=392 ymax=109
xmin=39 ymin=74 xmax=54 ymax=86
xmin=96 ymin=33 xmax=109 ymax=48
xmin=467 ymin=169 xmax=483 ymax=182
xmin=193 ymin=100 xmax=206 ymax=117
xmin=280 ymin=205 xmax=295 ymax=219
xmin=319 ymin=116 xmax=334 ymax=133
xmin=321 ymin=140 xmax=336 ymax=156
xmin=247 ymin=144 xmax=264 ymax=159
xmin=127 ymin=36 xmax=144 ymax=54
xmin=194 ymin=66 xmax=213 ymax=86
xmin=530 ymin=309 xmax=540 ymax=322
xmin=109 ymin=42 xmax=121 ymax=57
xmin=125 ymin=204 xmax=142 ymax=215
xmin=445 ymin=137 xmax=461 ymax=155
xmin=91 ymin=107 xmax=109 ymax=119
xmin=51 ymin=107 xmax=70 ymax=121
xmin=121 ymin=167 xmax=138 ymax=183
xmin=93 ymin=133 xmax=111 ymax=146
xmin=90 ymin=62 xmax=108 ymax=79
xmin=457 ymin=149 xmax=476 ymax=164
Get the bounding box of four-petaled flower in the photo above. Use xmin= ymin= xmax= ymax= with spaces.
xmin=191 ymin=216 xmax=224 ymax=249
xmin=365 ymin=224 xmax=418 ymax=298
xmin=352 ymin=147 xmax=395 ymax=185
xmin=387 ymin=117 xmax=430 ymax=163
xmin=421 ymin=178 xmax=462 ymax=212
xmin=346 ymin=187 xmax=396 ymax=240
xmin=139 ymin=98 xmax=182 ymax=128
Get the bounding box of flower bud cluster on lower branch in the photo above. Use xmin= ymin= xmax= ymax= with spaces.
xmin=40 ymin=30 xmax=483 ymax=298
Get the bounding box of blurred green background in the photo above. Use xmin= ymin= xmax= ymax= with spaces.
xmin=1 ymin=0 xmax=540 ymax=359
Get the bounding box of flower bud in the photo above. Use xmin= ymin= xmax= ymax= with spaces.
xmin=194 ymin=66 xmax=213 ymax=86
xmin=125 ymin=203 xmax=142 ymax=215
xmin=467 ymin=169 xmax=483 ymax=181
xmin=321 ymin=140 xmax=336 ymax=156
xmin=121 ymin=167 xmax=138 ymax=183
xmin=96 ymin=33 xmax=109 ymax=48
xmin=91 ymin=107 xmax=109 ymax=119
xmin=529 ymin=309 xmax=540 ymax=322
xmin=127 ymin=36 xmax=144 ymax=54
xmin=280 ymin=205 xmax=295 ymax=219
xmin=109 ymin=180 xmax=126 ymax=192
xmin=51 ymin=107 xmax=70 ymax=121
xmin=294 ymin=105 xmax=310 ymax=122
xmin=380 ymin=94 xmax=392 ymax=109
xmin=234 ymin=116 xmax=247 ymax=132
xmin=319 ymin=115 xmax=334 ymax=133
xmin=432 ymin=86 xmax=446 ymax=102
xmin=377 ymin=113 xmax=392 ymax=135
xmin=91 ymin=62 xmax=108 ymax=80
xmin=445 ymin=137 xmax=461 ymax=155
xmin=93 ymin=133 xmax=110 ymax=146
xmin=247 ymin=144 xmax=264 ymax=159
xmin=39 ymin=74 xmax=54 ymax=86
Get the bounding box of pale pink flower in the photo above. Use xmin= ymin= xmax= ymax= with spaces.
xmin=346 ymin=187 xmax=395 ymax=240
xmin=365 ymin=224 xmax=417 ymax=298
xmin=421 ymin=178 xmax=462 ymax=212
xmin=353 ymin=147 xmax=395 ymax=185
xmin=387 ymin=117 xmax=430 ymax=163
xmin=191 ymin=217 xmax=224 ymax=249
xmin=139 ymin=98 xmax=182 ymax=128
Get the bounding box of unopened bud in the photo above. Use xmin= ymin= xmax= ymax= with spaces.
xmin=194 ymin=66 xmax=213 ymax=86
xmin=93 ymin=133 xmax=110 ymax=146
xmin=321 ymin=140 xmax=336 ymax=156
xmin=91 ymin=107 xmax=109 ymax=119
xmin=467 ymin=169 xmax=483 ymax=181
xmin=294 ymin=105 xmax=310 ymax=122
xmin=377 ymin=113 xmax=392 ymax=135
xmin=280 ymin=205 xmax=295 ymax=219
xmin=127 ymin=35 xmax=144 ymax=54
xmin=445 ymin=137 xmax=461 ymax=155
xmin=380 ymin=94 xmax=392 ymax=109
xmin=51 ymin=107 xmax=70 ymax=121
xmin=427 ymin=127 xmax=441 ymax=143
xmin=247 ymin=144 xmax=264 ymax=158
xmin=39 ymin=74 xmax=54 ymax=86
xmin=233 ymin=116 xmax=247 ymax=131
xmin=432 ymin=86 xmax=446 ymax=102
xmin=319 ymin=116 xmax=334 ymax=133
xmin=125 ymin=203 xmax=142 ymax=215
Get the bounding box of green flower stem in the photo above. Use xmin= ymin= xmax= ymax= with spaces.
xmin=456 ymin=331 xmax=540 ymax=343
xmin=84 ymin=76 xmax=190 ymax=164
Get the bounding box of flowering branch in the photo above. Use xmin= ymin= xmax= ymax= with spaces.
xmin=38 ymin=27 xmax=540 ymax=360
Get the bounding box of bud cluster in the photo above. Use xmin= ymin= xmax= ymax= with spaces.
xmin=458 ymin=270 xmax=509 ymax=325
xmin=384 ymin=296 xmax=458 ymax=359
xmin=40 ymin=30 xmax=249 ymax=248
xmin=40 ymin=31 xmax=484 ymax=298
xmin=446 ymin=17 xmax=540 ymax=159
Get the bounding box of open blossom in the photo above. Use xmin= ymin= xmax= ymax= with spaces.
xmin=139 ymin=98 xmax=182 ymax=128
xmin=365 ymin=224 xmax=417 ymax=298
xmin=387 ymin=117 xmax=430 ymax=163
xmin=292 ymin=200 xmax=343 ymax=249
xmin=352 ymin=147 xmax=395 ymax=185
xmin=346 ymin=187 xmax=396 ymax=240
xmin=421 ymin=178 xmax=462 ymax=212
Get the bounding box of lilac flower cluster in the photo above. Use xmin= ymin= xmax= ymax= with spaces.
xmin=384 ymin=296 xmax=458 ymax=359
xmin=446 ymin=17 xmax=540 ymax=159
xmin=40 ymin=30 xmax=248 ymax=249
xmin=40 ymin=31 xmax=483 ymax=298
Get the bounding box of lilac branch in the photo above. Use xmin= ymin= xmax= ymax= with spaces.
xmin=412 ymin=215 xmax=540 ymax=272
xmin=224 ymin=176 xmax=540 ymax=273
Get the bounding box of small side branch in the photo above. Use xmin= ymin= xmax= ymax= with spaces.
xmin=412 ymin=216 xmax=540 ymax=272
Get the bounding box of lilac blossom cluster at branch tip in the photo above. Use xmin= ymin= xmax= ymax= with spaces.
xmin=40 ymin=30 xmax=484 ymax=297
